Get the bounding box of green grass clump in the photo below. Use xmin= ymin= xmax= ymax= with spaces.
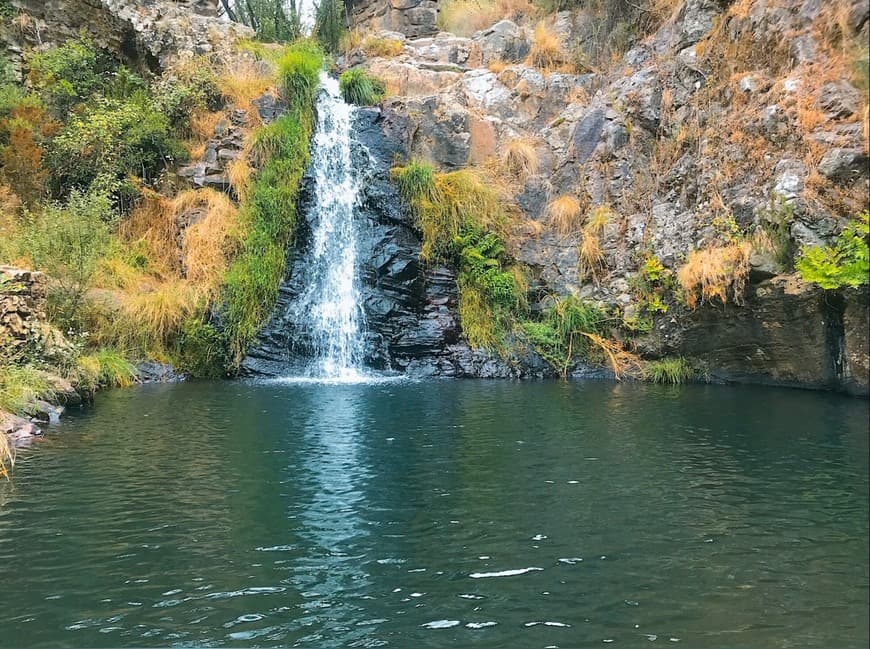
xmin=645 ymin=357 xmax=694 ymax=384
xmin=391 ymin=161 xmax=438 ymax=204
xmin=75 ymin=348 xmax=137 ymax=390
xmin=522 ymin=296 xmax=607 ymax=376
xmin=796 ymin=212 xmax=869 ymax=290
xmin=0 ymin=365 xmax=56 ymax=415
xmin=217 ymin=41 xmax=322 ymax=367
xmin=339 ymin=68 xmax=386 ymax=106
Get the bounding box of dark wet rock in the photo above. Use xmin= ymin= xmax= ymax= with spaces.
xmin=24 ymin=400 xmax=64 ymax=424
xmin=136 ymin=361 xmax=184 ymax=383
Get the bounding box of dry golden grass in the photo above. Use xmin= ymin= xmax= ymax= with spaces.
xmin=362 ymin=34 xmax=404 ymax=58
xmin=586 ymin=205 xmax=613 ymax=234
xmin=190 ymin=110 xmax=224 ymax=141
xmin=438 ymin=0 xmax=537 ymax=37
xmin=578 ymin=231 xmax=605 ymax=281
xmin=546 ymin=195 xmax=583 ymax=236
xmin=488 ymin=59 xmax=509 ymax=74
xmin=226 ymin=154 xmax=253 ymax=202
xmin=677 ymin=241 xmax=752 ymax=309
xmin=217 ymin=58 xmax=275 ymax=122
xmin=180 ymin=190 xmax=241 ymax=290
xmin=501 ymin=138 xmax=538 ymax=180
xmin=119 ymin=192 xmax=178 ymax=276
xmin=526 ymin=22 xmax=566 ymax=72
xmin=121 ymin=281 xmax=202 ymax=352
xmin=582 ymin=332 xmax=644 ymax=380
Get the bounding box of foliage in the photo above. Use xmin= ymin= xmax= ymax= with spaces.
xmin=0 ymin=364 xmax=56 ymax=416
xmin=21 ymin=188 xmax=114 ymax=327
xmin=392 ymin=164 xmax=508 ymax=261
xmin=154 ymin=60 xmax=223 ymax=133
xmin=27 ymin=36 xmax=111 ymax=114
xmin=76 ymin=348 xmax=137 ymax=389
xmin=0 ymin=93 xmax=58 ymax=205
xmin=796 ymin=213 xmax=869 ymax=290
xmin=677 ymin=241 xmax=752 ymax=309
xmin=226 ymin=0 xmax=301 ymax=42
xmin=339 ymin=68 xmax=386 ymax=106
xmin=217 ymin=42 xmax=321 ymax=367
xmin=623 ymin=254 xmax=680 ymax=333
xmin=521 ymin=295 xmax=606 ymax=376
xmin=46 ymin=95 xmax=186 ymax=198
xmin=314 ymin=0 xmax=347 ymax=54
xmin=645 ymin=357 xmax=694 ymax=384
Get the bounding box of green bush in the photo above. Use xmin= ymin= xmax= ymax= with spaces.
xmin=46 ymin=95 xmax=186 ymax=196
xmin=154 ymin=62 xmax=223 ymax=132
xmin=21 ymin=187 xmax=114 ymax=327
xmin=28 ymin=36 xmax=111 ymax=114
xmin=796 ymin=213 xmax=869 ymax=290
xmin=339 ymin=68 xmax=386 ymax=106
xmin=391 ymin=161 xmax=437 ymax=204
xmin=277 ymin=41 xmax=323 ymax=107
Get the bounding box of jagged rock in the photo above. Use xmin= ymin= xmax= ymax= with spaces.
xmin=24 ymin=400 xmax=64 ymax=424
xmin=474 ymin=20 xmax=530 ymax=64
xmin=817 ymin=148 xmax=869 ymax=183
xmin=136 ymin=361 xmax=184 ymax=383
xmin=347 ymin=0 xmax=439 ymax=38
xmin=818 ymin=81 xmax=860 ymax=118
xmin=1 ymin=0 xmax=252 ymax=72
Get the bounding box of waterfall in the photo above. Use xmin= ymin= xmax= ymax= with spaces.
xmin=288 ymin=71 xmax=367 ymax=379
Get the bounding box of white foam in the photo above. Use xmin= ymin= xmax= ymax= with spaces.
xmin=469 ymin=567 xmax=543 ymax=579
xmin=421 ymin=620 xmax=461 ymax=629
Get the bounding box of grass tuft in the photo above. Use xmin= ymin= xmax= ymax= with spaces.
xmin=339 ymin=68 xmax=386 ymax=106
xmin=677 ymin=241 xmax=752 ymax=309
xmin=546 ymin=195 xmax=583 ymax=236
xmin=645 ymin=357 xmax=694 ymax=384
xmin=501 ymin=138 xmax=538 ymax=180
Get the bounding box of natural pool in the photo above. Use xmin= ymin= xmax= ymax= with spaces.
xmin=0 ymin=379 xmax=867 ymax=648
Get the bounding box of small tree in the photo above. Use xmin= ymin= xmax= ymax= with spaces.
xmin=223 ymin=0 xmax=302 ymax=42
xmin=314 ymin=0 xmax=346 ymax=53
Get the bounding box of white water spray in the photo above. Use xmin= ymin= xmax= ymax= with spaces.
xmin=289 ymin=72 xmax=367 ymax=379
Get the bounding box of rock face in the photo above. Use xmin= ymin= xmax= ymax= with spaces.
xmin=1 ymin=0 xmax=251 ymax=72
xmin=347 ymin=0 xmax=441 ymax=38
xmin=1 ymin=266 xmax=49 ymax=358
xmin=338 ymin=0 xmax=869 ymax=394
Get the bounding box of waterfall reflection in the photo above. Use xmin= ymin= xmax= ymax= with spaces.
xmin=289 ymin=386 xmax=375 ymax=641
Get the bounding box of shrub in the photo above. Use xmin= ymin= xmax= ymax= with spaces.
xmin=677 ymin=241 xmax=752 ymax=309
xmin=277 ymin=41 xmax=323 ymax=107
xmin=339 ymin=68 xmax=386 ymax=106
xmin=155 ymin=59 xmax=222 ymax=132
xmin=645 ymin=357 xmax=694 ymax=384
xmin=522 ymin=295 xmax=606 ymax=376
xmin=46 ymin=95 xmax=186 ymax=197
xmin=22 ymin=187 xmax=114 ymax=326
xmin=796 ymin=213 xmax=869 ymax=290
xmin=0 ymin=364 xmax=56 ymax=415
xmin=393 ymin=165 xmax=509 ymax=261
xmin=27 ymin=36 xmax=110 ymax=113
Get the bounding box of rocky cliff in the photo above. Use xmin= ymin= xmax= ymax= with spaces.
xmin=341 ymin=0 xmax=869 ymax=393
xmin=1 ymin=0 xmax=250 ymax=72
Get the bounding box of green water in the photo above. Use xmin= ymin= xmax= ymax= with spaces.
xmin=0 ymin=379 xmax=867 ymax=648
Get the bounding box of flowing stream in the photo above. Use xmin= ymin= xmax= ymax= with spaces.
xmin=288 ymin=72 xmax=367 ymax=380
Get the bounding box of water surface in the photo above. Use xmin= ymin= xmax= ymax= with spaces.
xmin=1 ymin=380 xmax=867 ymax=648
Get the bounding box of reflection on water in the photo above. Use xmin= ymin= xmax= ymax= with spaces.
xmin=0 ymin=380 xmax=867 ymax=648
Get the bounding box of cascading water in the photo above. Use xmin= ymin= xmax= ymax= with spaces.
xmin=288 ymin=72 xmax=367 ymax=379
